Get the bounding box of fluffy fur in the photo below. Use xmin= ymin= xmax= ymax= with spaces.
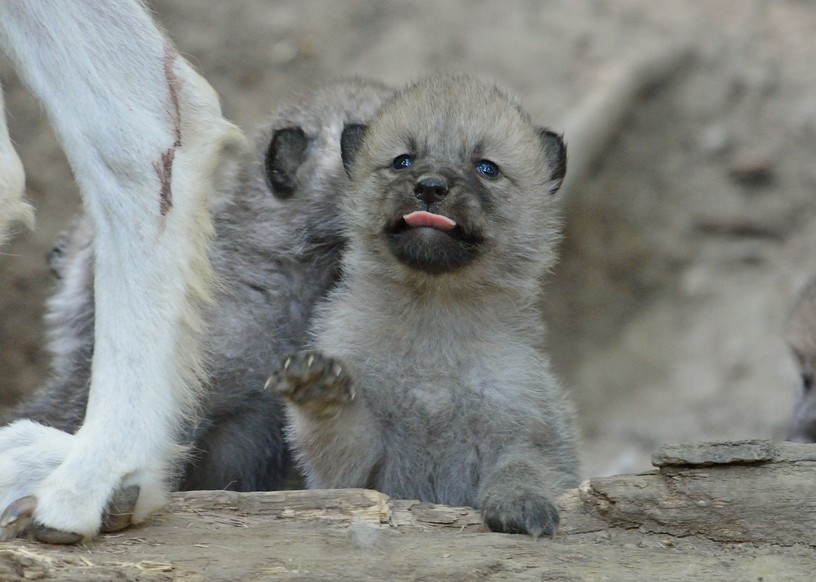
xmin=5 ymin=80 xmax=394 ymax=498
xmin=270 ymin=74 xmax=578 ymax=537
xmin=0 ymin=1 xmax=243 ymax=541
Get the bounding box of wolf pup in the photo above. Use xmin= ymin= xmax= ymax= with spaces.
xmin=6 ymin=80 xmax=393 ymax=492
xmin=268 ymin=74 xmax=579 ymax=537
xmin=785 ymin=279 xmax=816 ymax=443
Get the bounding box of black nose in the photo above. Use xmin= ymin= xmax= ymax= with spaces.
xmin=413 ymin=175 xmax=449 ymax=205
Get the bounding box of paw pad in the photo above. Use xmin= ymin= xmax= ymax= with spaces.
xmin=265 ymin=351 xmax=354 ymax=415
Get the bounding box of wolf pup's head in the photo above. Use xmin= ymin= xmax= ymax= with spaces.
xmin=340 ymin=74 xmax=566 ymax=287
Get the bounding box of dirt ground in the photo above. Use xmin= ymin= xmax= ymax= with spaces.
xmin=2 ymin=0 xmax=815 ymax=486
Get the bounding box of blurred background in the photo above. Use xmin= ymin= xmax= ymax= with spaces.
xmin=1 ymin=0 xmax=814 ymax=478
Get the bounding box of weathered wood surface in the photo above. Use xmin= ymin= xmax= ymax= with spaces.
xmin=577 ymin=439 xmax=816 ymax=545
xmin=2 ymin=440 xmax=815 ymax=581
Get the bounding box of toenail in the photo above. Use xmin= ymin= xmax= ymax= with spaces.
xmin=0 ymin=495 xmax=37 ymax=528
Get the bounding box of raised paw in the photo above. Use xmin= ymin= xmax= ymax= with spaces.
xmin=265 ymin=351 xmax=354 ymax=417
xmin=480 ymin=493 xmax=560 ymax=538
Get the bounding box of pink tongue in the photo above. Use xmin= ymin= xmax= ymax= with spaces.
xmin=403 ymin=211 xmax=456 ymax=231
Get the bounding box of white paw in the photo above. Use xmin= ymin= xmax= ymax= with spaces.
xmin=0 ymin=420 xmax=74 ymax=540
xmin=0 ymin=419 xmax=163 ymax=543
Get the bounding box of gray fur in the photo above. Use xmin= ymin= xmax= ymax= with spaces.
xmin=785 ymin=279 xmax=816 ymax=443
xmin=271 ymin=74 xmax=578 ymax=537
xmin=8 ymin=79 xmax=394 ymax=491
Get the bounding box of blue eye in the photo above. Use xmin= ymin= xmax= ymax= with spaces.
xmin=475 ymin=159 xmax=500 ymax=179
xmin=392 ymin=154 xmax=414 ymax=169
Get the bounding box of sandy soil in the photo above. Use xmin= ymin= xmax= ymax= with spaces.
xmin=2 ymin=0 xmax=815 ymax=483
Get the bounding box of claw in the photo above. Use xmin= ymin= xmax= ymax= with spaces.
xmin=0 ymin=495 xmax=37 ymax=540
xmin=263 ymin=375 xmax=275 ymax=391
xmin=0 ymin=496 xmax=82 ymax=544
xmin=100 ymin=484 xmax=139 ymax=533
xmin=31 ymin=524 xmax=82 ymax=545
xmin=0 ymin=495 xmax=37 ymax=528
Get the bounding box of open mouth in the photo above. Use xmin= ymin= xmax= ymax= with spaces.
xmin=403 ymin=210 xmax=457 ymax=230
xmin=384 ymin=210 xmax=484 ymax=274
xmin=386 ymin=210 xmax=480 ymax=245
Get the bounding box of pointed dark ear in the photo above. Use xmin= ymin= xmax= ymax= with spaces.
xmin=538 ymin=128 xmax=567 ymax=194
xmin=341 ymin=123 xmax=368 ymax=178
xmin=265 ymin=127 xmax=309 ymax=199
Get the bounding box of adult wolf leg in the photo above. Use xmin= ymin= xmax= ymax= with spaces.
xmin=0 ymin=1 xmax=242 ymax=541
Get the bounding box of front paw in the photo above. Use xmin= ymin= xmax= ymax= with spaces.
xmin=0 ymin=484 xmax=140 ymax=543
xmin=0 ymin=420 xmax=142 ymax=543
xmin=480 ymin=490 xmax=560 ymax=538
xmin=265 ymin=351 xmax=354 ymax=417
xmin=0 ymin=420 xmax=72 ymax=541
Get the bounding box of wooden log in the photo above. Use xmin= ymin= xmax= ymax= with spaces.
xmin=1 ymin=441 xmax=815 ymax=580
xmin=576 ymin=439 xmax=816 ymax=545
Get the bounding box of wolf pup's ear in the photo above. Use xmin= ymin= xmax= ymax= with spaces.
xmin=265 ymin=127 xmax=309 ymax=199
xmin=538 ymin=128 xmax=567 ymax=194
xmin=341 ymin=123 xmax=368 ymax=178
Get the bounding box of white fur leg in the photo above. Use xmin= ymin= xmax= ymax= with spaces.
xmin=0 ymin=83 xmax=32 ymax=246
xmin=0 ymin=2 xmax=242 ymax=538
